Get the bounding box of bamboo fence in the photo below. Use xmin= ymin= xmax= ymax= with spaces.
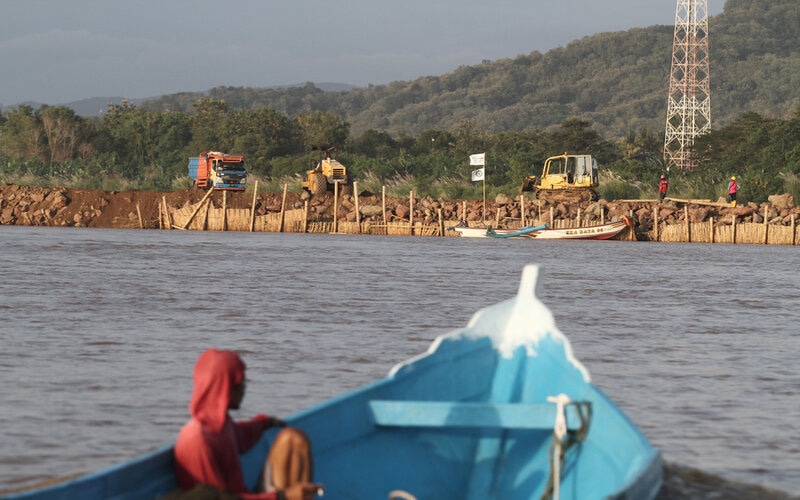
xmin=653 ymin=215 xmax=798 ymax=245
xmin=162 ymin=183 xmax=450 ymax=236
xmin=160 ymin=186 xmax=797 ymax=245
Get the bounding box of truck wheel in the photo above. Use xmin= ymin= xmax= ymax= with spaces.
xmin=310 ymin=172 xmax=327 ymax=196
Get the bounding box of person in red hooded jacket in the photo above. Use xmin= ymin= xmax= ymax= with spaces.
xmin=658 ymin=174 xmax=669 ymax=201
xmin=174 ymin=349 xmax=322 ymax=500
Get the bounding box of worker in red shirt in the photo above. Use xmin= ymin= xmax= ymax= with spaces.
xmin=728 ymin=176 xmax=741 ymax=207
xmin=174 ymin=349 xmax=322 ymax=500
xmin=658 ymin=175 xmax=669 ymax=201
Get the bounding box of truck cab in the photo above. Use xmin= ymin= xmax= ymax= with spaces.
xmin=188 ymin=151 xmax=247 ymax=191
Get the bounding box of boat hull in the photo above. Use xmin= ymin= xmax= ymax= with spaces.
xmin=270 ymin=338 xmax=661 ymax=499
xmin=454 ymin=216 xmax=631 ymax=240
xmin=525 ymin=217 xmax=630 ymax=239
xmin=7 ymin=265 xmax=660 ymax=500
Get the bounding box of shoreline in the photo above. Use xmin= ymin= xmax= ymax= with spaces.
xmin=2 ymin=184 xmax=798 ymax=244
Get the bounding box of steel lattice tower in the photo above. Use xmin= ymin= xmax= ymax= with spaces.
xmin=664 ymin=0 xmax=711 ymax=171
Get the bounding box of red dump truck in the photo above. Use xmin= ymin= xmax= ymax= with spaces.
xmin=188 ymin=151 xmax=247 ymax=190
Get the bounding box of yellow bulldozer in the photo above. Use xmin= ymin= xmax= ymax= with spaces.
xmin=302 ymin=145 xmax=350 ymax=196
xmin=521 ymin=152 xmax=600 ymax=203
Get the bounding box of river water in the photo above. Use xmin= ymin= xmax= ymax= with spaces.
xmin=1 ymin=226 xmax=798 ymax=498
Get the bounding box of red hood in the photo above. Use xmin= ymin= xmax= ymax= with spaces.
xmin=189 ymin=349 xmax=245 ymax=433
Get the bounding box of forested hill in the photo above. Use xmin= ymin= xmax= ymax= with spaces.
xmin=141 ymin=0 xmax=800 ymax=140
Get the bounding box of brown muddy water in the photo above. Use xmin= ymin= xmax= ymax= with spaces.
xmin=1 ymin=226 xmax=798 ymax=498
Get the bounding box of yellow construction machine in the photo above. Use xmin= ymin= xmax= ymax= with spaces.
xmin=302 ymin=145 xmax=350 ymax=196
xmin=521 ymin=152 xmax=600 ymax=203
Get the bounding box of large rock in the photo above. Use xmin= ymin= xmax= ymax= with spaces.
xmin=360 ymin=205 xmax=384 ymax=217
xmin=49 ymin=192 xmax=69 ymax=210
xmin=688 ymin=206 xmax=709 ymax=222
xmin=584 ymin=202 xmax=601 ymax=217
xmin=768 ymin=193 xmax=794 ymax=210
xmin=495 ymin=193 xmax=514 ymax=205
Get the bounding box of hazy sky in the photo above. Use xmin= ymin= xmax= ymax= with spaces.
xmin=1 ymin=0 xmax=725 ymax=105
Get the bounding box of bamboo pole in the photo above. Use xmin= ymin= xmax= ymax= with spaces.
xmin=354 ymin=181 xmax=361 ymax=234
xmin=182 ymin=188 xmax=215 ymax=230
xmin=520 ymin=195 xmax=526 ymax=226
xmin=482 ymin=175 xmax=486 ymax=224
xmin=629 ymin=209 xmax=635 ymax=241
xmin=577 ymin=208 xmax=582 ymax=228
xmin=764 ymin=205 xmax=769 ymax=245
xmin=249 ymin=180 xmax=259 ymax=232
xmin=279 ymin=183 xmax=288 ymax=233
xmin=136 ymin=203 xmax=143 ymax=229
xmin=732 ymin=214 xmax=737 ymax=244
xmin=654 ymin=204 xmax=659 ymax=241
xmin=333 ymin=182 xmax=339 ymax=233
xmin=382 ymin=186 xmax=387 ymax=224
xmin=684 ymin=205 xmax=690 ymax=243
xmin=710 ymin=217 xmax=715 ymax=244
xmin=163 ymin=196 xmax=172 ymax=230
xmin=438 ymin=208 xmax=444 ymax=236
xmin=495 ymin=207 xmax=501 ymax=228
xmin=222 ymin=190 xmax=228 ymax=231
xmin=303 ymin=200 xmax=309 ymax=233
xmin=409 ymin=190 xmax=414 ymax=236
xmin=792 ymin=214 xmax=796 ymax=245
xmin=463 ymin=201 xmax=467 ymax=222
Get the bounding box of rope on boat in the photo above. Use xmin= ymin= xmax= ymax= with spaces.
xmin=540 ymin=396 xmax=592 ymax=500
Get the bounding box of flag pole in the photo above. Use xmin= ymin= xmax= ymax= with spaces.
xmin=482 ymin=164 xmax=486 ymax=224
xmin=469 ymin=153 xmax=487 ymax=223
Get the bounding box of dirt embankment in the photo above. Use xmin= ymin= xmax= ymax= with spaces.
xmin=0 ymin=184 xmax=531 ymax=229
xmin=0 ymin=184 xmax=309 ymax=229
xmin=1 ymin=184 xmax=797 ymax=234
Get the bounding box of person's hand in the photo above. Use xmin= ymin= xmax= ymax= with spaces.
xmin=269 ymin=416 xmax=288 ymax=427
xmin=282 ymin=482 xmax=324 ymax=500
xmin=253 ymin=414 xmax=287 ymax=429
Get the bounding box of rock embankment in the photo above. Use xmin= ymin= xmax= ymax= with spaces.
xmin=1 ymin=184 xmax=797 ymax=236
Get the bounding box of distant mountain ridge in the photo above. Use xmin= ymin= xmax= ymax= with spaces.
xmin=1 ymin=96 xmax=143 ymax=116
xmin=2 ymin=83 xmax=356 ymax=117
xmin=5 ymin=0 xmax=799 ymax=140
xmin=138 ymin=0 xmax=800 ymax=139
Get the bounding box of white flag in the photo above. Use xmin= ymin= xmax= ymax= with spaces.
xmin=469 ymin=153 xmax=485 ymax=166
xmin=471 ymin=167 xmax=485 ymax=181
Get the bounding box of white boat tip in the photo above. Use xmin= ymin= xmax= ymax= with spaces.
xmin=476 ymin=264 xmax=591 ymax=382
xmin=389 ymin=264 xmax=590 ymax=382
xmin=518 ymin=264 xmax=543 ymax=300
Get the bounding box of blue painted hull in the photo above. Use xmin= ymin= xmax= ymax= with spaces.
xmin=7 ymin=265 xmax=661 ymax=500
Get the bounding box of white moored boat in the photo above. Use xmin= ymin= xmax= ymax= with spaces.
xmin=453 ymin=216 xmax=632 ymax=240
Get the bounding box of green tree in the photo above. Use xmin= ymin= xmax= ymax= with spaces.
xmin=38 ymin=105 xmax=93 ymax=163
xmin=0 ymin=105 xmax=47 ymax=162
xmin=226 ymin=108 xmax=303 ymax=176
xmin=189 ymin=98 xmax=231 ymax=152
xmin=295 ymin=111 xmax=349 ymax=150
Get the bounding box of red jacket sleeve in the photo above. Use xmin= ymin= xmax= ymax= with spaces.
xmin=235 ymin=414 xmax=272 ymax=454
xmin=175 ymin=415 xmax=280 ymax=499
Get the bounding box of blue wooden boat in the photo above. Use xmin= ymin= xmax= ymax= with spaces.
xmin=485 ymin=224 xmax=548 ymax=238
xmin=7 ymin=264 xmax=661 ymax=500
xmin=451 ymin=224 xmax=548 ymax=238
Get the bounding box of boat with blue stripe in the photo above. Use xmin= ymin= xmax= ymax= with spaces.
xmin=7 ymin=264 xmax=661 ymax=500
